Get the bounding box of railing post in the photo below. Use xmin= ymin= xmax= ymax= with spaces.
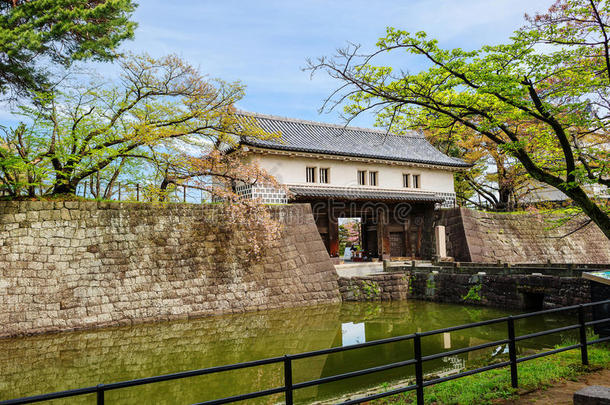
xmin=96 ymin=384 xmax=105 ymax=405
xmin=414 ymin=333 xmax=424 ymax=405
xmin=284 ymin=355 xmax=293 ymax=405
xmin=578 ymin=304 xmax=589 ymax=365
xmin=507 ymin=316 xmax=518 ymax=389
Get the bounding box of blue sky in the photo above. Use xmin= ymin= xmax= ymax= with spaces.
xmin=5 ymin=0 xmax=554 ymax=127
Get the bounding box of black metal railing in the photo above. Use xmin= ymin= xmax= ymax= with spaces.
xmin=2 ymin=300 xmax=610 ymax=405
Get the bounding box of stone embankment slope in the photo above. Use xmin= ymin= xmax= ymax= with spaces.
xmin=439 ymin=208 xmax=610 ymax=263
xmin=0 ymin=201 xmax=340 ymax=337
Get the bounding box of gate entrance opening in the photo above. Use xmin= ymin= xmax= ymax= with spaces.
xmin=305 ymin=199 xmax=436 ymax=260
xmin=339 ymin=218 xmax=362 ymax=261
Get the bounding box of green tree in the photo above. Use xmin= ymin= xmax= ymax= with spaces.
xmin=0 ymin=123 xmax=50 ymax=196
xmin=1 ymin=54 xmax=272 ymax=196
xmin=308 ymin=0 xmax=610 ymax=239
xmin=0 ymin=0 xmax=137 ymax=97
xmin=426 ymin=126 xmax=536 ymax=211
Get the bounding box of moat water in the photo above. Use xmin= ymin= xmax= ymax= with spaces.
xmin=0 ymin=301 xmax=579 ymax=404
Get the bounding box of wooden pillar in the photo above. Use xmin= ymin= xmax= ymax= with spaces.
xmin=361 ymin=219 xmax=367 ymax=251
xmin=404 ymin=218 xmax=411 ymax=258
xmin=376 ymin=221 xmax=383 ymax=258
xmin=416 ymin=221 xmax=423 ymax=258
xmin=377 ymin=212 xmax=391 ymax=260
xmin=328 ymin=205 xmax=339 ymax=257
xmin=422 ymin=204 xmax=436 ymax=259
xmin=435 ymin=225 xmax=447 ymax=258
xmin=382 ymin=226 xmax=391 ymax=260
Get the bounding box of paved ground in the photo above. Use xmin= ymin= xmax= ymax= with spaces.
xmin=334 ymin=260 xmax=436 ymax=278
xmin=334 ymin=262 xmax=384 ymax=277
xmin=500 ymin=369 xmax=610 ymax=404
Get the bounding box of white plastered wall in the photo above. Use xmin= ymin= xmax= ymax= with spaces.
xmin=247 ymin=153 xmax=456 ymax=194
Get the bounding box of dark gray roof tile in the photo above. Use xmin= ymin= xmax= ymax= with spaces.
xmin=289 ymin=185 xmax=444 ymax=202
xmin=237 ymin=113 xmax=470 ymax=168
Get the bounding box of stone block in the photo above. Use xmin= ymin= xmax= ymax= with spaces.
xmin=574 ymin=386 xmax=610 ymax=405
xmin=0 ymin=202 xmax=340 ymax=338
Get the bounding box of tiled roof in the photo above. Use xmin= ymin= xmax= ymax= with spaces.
xmin=289 ymin=185 xmax=444 ymax=202
xmin=237 ymin=113 xmax=470 ymax=168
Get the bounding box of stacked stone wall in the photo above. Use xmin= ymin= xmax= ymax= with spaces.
xmin=407 ymin=271 xmax=591 ymax=309
xmin=338 ymin=273 xmax=409 ymax=301
xmin=0 ymin=201 xmax=340 ymax=338
xmin=438 ymin=208 xmax=610 ymax=263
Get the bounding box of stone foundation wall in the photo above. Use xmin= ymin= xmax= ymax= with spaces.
xmin=0 ymin=201 xmax=340 ymax=338
xmin=338 ymin=273 xmax=409 ymax=301
xmin=407 ymin=270 xmax=591 ymax=309
xmin=438 ymin=208 xmax=610 ymax=263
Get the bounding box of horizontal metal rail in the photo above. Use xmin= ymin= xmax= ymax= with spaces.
xmin=293 ymin=358 xmax=418 ymax=390
xmin=512 ymin=304 xmax=580 ymax=320
xmin=586 ymin=318 xmax=610 ymax=327
xmin=423 ymin=360 xmax=512 ymax=387
xmin=421 ymin=339 xmax=510 ymax=362
xmin=289 ymin=333 xmax=416 ymax=360
xmin=588 ymin=335 xmax=610 ymax=345
xmin=338 ymin=383 xmax=418 ymax=405
xmin=0 ymin=386 xmax=99 ymax=405
xmin=419 ymin=316 xmax=509 ymax=337
xmin=514 ymin=324 xmax=581 ymax=342
xmin=516 ymin=344 xmax=582 ymax=363
xmin=104 ymin=356 xmax=285 ymax=391
xmin=192 ymin=386 xmax=286 ymax=405
xmin=1 ymin=299 xmax=609 ymax=405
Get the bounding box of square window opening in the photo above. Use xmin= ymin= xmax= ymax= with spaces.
xmin=306 ymin=167 xmax=317 ymax=183
xmin=413 ymin=174 xmax=420 ymax=188
xmin=320 ymin=168 xmax=330 ymax=184
xmin=357 ymin=170 xmax=367 ymax=185
xmin=369 ymin=171 xmax=378 ymax=186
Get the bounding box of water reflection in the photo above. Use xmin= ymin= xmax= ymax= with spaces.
xmin=0 ymin=301 xmax=579 ymax=404
xmin=341 ymin=322 xmax=365 ymax=346
xmin=443 ymin=332 xmax=451 ymax=349
xmin=436 ymin=356 xmax=465 ymax=378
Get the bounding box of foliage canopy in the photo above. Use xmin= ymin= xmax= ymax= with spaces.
xmin=309 ymin=0 xmax=610 ymax=239
xmin=0 ymin=0 xmax=137 ymax=97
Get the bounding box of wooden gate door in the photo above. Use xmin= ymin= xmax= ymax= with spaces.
xmin=365 ymin=227 xmax=377 ymax=258
xmin=389 ymin=232 xmax=405 ymax=258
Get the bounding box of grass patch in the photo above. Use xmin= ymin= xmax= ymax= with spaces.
xmin=370 ymin=343 xmax=610 ymax=405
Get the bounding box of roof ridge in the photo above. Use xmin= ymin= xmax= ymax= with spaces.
xmin=235 ymin=110 xmax=423 ymax=138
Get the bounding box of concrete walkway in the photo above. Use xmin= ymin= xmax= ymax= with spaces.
xmin=334 ymin=260 xmax=436 ymax=278
xmin=334 ymin=262 xmax=384 ymax=278
xmin=501 ymin=369 xmax=610 ymax=404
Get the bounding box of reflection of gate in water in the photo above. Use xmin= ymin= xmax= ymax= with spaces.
xmin=4 ymin=300 xmax=610 ymax=405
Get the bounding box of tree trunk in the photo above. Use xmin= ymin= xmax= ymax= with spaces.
xmin=495 ymin=161 xmax=514 ymax=211
xmin=159 ymin=176 xmax=171 ymax=202
xmin=496 ymin=182 xmax=512 ymax=211
xmin=26 ymin=171 xmax=36 ymax=197
xmin=565 ymin=186 xmax=610 ymax=240
xmin=52 ymin=179 xmax=77 ymax=195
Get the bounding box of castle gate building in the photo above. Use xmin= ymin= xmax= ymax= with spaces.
xmin=234 ymin=113 xmax=470 ymax=260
